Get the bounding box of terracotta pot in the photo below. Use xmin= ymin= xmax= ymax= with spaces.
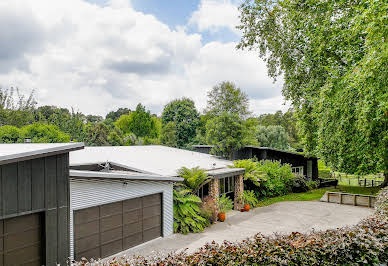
xmin=244 ymin=204 xmax=250 ymax=212
xmin=218 ymin=212 xmax=226 ymax=222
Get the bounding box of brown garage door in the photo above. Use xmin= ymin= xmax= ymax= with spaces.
xmin=74 ymin=193 xmax=162 ymax=260
xmin=0 ymin=213 xmax=43 ymax=266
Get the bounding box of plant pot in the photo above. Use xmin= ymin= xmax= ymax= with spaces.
xmin=244 ymin=204 xmax=250 ymax=212
xmin=218 ymin=212 xmax=226 ymax=222
xmin=240 ymin=208 xmax=245 ymax=212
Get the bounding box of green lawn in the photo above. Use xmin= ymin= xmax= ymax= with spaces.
xmin=256 ymin=186 xmax=380 ymax=207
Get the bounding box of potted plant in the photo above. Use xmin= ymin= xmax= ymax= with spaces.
xmin=240 ymin=190 xmax=258 ymax=212
xmin=217 ymin=194 xmax=233 ymax=222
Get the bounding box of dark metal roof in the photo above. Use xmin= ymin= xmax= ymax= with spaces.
xmin=0 ymin=143 xmax=84 ymax=165
xmin=206 ymin=167 xmax=245 ymax=179
xmin=70 ymin=169 xmax=183 ymax=182
xmin=245 ymin=146 xmax=317 ymax=159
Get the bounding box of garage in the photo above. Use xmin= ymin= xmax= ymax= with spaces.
xmin=74 ymin=194 xmax=162 ymax=260
xmin=0 ymin=213 xmax=43 ymax=266
xmin=69 ymin=169 xmax=182 ymax=260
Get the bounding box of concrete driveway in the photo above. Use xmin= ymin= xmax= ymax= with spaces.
xmin=117 ymin=201 xmax=374 ymax=259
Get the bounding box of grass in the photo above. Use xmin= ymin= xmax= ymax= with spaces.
xmin=256 ymin=186 xmax=381 ymax=207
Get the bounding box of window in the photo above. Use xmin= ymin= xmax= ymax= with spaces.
xmin=291 ymin=166 xmax=304 ymax=176
xmin=219 ymin=176 xmax=235 ymax=196
xmin=197 ymin=182 xmax=209 ymax=199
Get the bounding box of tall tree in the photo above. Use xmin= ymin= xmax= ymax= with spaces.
xmin=256 ymin=125 xmax=289 ymax=150
xmin=238 ymin=0 xmax=387 ymax=185
xmin=206 ymin=112 xmax=246 ymax=159
xmin=205 ymin=81 xmax=250 ymax=119
xmin=162 ymin=98 xmax=199 ymax=148
xmin=160 ymin=121 xmax=178 ymax=147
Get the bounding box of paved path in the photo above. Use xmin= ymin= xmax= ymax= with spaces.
xmin=116 ymin=201 xmax=374 ymax=259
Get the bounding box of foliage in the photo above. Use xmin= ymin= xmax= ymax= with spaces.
xmin=115 ymin=104 xmax=159 ymax=139
xmin=206 ymin=112 xmax=245 ymax=159
xmin=84 ymin=122 xmax=110 ymax=146
xmin=256 ymin=125 xmax=289 ymax=150
xmin=173 ymin=188 xmax=208 ymax=234
xmin=375 ymin=186 xmax=388 ymax=219
xmin=160 ymin=121 xmax=177 ymax=147
xmin=83 ymin=216 xmax=387 ymax=265
xmin=107 ymin=129 xmax=124 ymax=146
xmin=205 ymin=81 xmax=250 ymax=119
xmin=162 ymin=98 xmax=199 ymax=148
xmin=105 ymin=107 xmax=130 ymax=121
xmin=257 ymin=109 xmax=301 ymax=148
xmin=231 ymin=159 xmax=264 ymax=186
xmin=238 ymin=0 xmax=388 ymax=185
xmin=241 ymin=190 xmax=258 ymax=207
xmin=256 ymin=160 xmax=294 ymax=198
xmin=291 ymin=175 xmax=309 ymax=193
xmin=217 ymin=194 xmax=234 ymax=213
xmin=0 ymin=125 xmax=21 ymax=143
xmin=0 ymin=87 xmax=36 ymax=127
xmin=21 ymin=123 xmax=70 ymax=143
xmin=178 ymin=167 xmax=210 ymax=194
xmin=85 ymin=115 xmax=103 ymax=124
xmin=199 ymin=196 xmax=218 ymax=224
xmin=306 ymin=180 xmax=319 ymax=190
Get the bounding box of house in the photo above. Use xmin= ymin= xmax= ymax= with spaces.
xmin=0 ymin=143 xmax=84 ymax=266
xmin=0 ymin=144 xmax=244 ymax=264
xmin=193 ymin=145 xmax=318 ymax=180
xmin=68 ymin=145 xmax=244 ymax=261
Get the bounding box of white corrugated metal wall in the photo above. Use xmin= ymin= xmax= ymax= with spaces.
xmin=69 ymin=178 xmax=174 ymax=260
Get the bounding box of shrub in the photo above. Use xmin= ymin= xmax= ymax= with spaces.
xmin=319 ymin=169 xmax=332 ymax=179
xmin=0 ymin=125 xmax=21 ymax=143
xmin=218 ymin=195 xmax=233 ymax=213
xmin=256 ymin=160 xmax=294 ymax=198
xmin=21 ymin=123 xmax=71 ymax=143
xmin=306 ymin=180 xmax=319 ymax=190
xmin=240 ymin=190 xmax=258 ymax=207
xmin=173 ymin=188 xmax=208 ymax=234
xmin=78 ymin=216 xmax=387 ymax=265
xmin=291 ymin=174 xmax=309 ymax=193
xmin=200 ymin=196 xmax=218 ymax=224
xmin=230 ymin=159 xmax=264 ymax=186
xmin=375 ymin=186 xmax=388 ymax=219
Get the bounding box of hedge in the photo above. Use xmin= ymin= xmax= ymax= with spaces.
xmin=73 ymin=188 xmax=388 ymax=266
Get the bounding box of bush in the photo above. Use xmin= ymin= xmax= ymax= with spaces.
xmin=78 ymin=216 xmax=387 ymax=265
xmin=306 ymin=180 xmax=319 ymax=190
xmin=256 ymin=160 xmax=294 ymax=198
xmin=200 ymin=196 xmax=218 ymax=224
xmin=218 ymin=195 xmax=233 ymax=213
xmin=319 ymin=169 xmax=332 ymax=179
xmin=173 ymin=188 xmax=208 ymax=234
xmin=0 ymin=125 xmax=21 ymax=143
xmin=21 ymin=123 xmax=71 ymax=143
xmin=375 ymin=186 xmax=388 ymax=219
xmin=230 ymin=159 xmax=264 ymax=186
xmin=291 ymin=174 xmax=309 ymax=193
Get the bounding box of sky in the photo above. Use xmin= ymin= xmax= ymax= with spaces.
xmin=0 ymin=0 xmax=288 ymax=117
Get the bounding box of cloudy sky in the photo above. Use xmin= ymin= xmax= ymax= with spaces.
xmin=0 ymin=0 xmax=287 ymax=116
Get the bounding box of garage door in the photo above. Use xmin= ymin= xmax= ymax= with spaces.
xmin=74 ymin=193 xmax=162 ymax=260
xmin=0 ymin=213 xmax=43 ymax=266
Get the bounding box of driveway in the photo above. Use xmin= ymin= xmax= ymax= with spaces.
xmin=116 ymin=201 xmax=374 ymax=259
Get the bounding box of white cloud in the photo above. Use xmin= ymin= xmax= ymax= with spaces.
xmin=189 ymin=0 xmax=240 ymax=34
xmin=0 ymin=0 xmax=284 ymax=116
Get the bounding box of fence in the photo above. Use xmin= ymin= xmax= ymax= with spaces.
xmin=319 ymin=172 xmax=383 ymax=187
xmin=320 ymin=191 xmax=376 ymax=208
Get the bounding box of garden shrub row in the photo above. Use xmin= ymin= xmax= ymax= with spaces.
xmin=77 ymin=216 xmax=387 ymax=265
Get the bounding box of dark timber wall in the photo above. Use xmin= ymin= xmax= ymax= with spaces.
xmin=0 ymin=153 xmax=70 ymax=265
